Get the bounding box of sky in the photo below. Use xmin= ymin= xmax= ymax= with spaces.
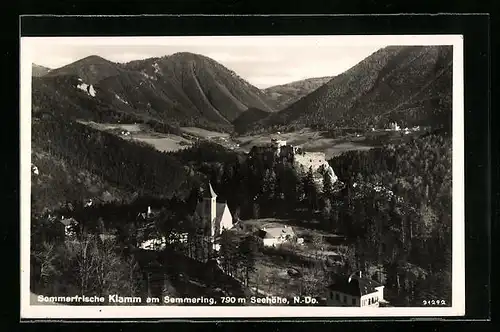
xmin=25 ymin=36 xmax=391 ymax=89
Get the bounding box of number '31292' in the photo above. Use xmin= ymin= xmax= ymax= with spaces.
xmin=422 ymin=300 xmax=446 ymax=305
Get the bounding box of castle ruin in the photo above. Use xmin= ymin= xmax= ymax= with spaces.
xmin=269 ymin=139 xmax=338 ymax=188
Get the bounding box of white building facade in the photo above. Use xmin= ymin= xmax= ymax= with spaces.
xmin=326 ymin=273 xmax=385 ymax=307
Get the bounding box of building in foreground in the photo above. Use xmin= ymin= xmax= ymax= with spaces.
xmin=326 ymin=272 xmax=385 ymax=307
xmin=196 ymin=182 xmax=234 ymax=238
xmin=257 ymin=224 xmax=298 ymax=247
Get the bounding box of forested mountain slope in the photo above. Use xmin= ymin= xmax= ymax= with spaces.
xmin=248 ymin=46 xmax=452 ymax=133
xmin=32 ymin=64 xmax=51 ymax=77
xmin=31 ymin=115 xmax=195 ymax=214
xmin=37 ymin=53 xmax=277 ymax=131
xmin=263 ymin=76 xmax=333 ymax=109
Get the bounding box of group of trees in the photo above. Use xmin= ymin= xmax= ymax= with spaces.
xmin=169 ymin=141 xmax=328 ymax=222
xmin=31 ymin=122 xmax=452 ymax=306
xmin=165 ymin=134 xmax=452 ymax=305
xmin=218 ymin=232 xmax=262 ymax=287
xmin=31 ymin=219 xmax=144 ymax=301
xmin=327 ymin=134 xmax=452 ymax=305
xmin=32 ymin=116 xmax=194 ymax=211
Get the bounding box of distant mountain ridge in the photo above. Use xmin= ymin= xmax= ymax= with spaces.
xmin=45 ymin=55 xmax=122 ymax=84
xmin=248 ymin=45 xmax=453 ymax=133
xmin=263 ymin=76 xmax=333 ymax=109
xmin=32 ymin=64 xmax=51 ymax=77
xmin=232 ymin=107 xmax=271 ymax=134
xmin=34 ymin=52 xmax=278 ymax=131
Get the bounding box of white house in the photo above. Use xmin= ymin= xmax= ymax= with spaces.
xmin=140 ymin=237 xmax=167 ymax=251
xmin=326 ymin=272 xmax=385 ymax=307
xmin=258 ymin=224 xmax=297 ymax=247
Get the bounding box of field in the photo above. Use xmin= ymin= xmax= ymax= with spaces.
xmin=233 ymin=128 xmax=375 ymax=158
xmin=79 ymin=122 xmax=377 ymax=157
xmin=79 ymin=121 xmax=194 ymax=153
xmin=180 ymin=127 xmax=230 ymax=139
xmin=236 ymin=218 xmax=345 ymax=299
xmin=78 ymin=121 xmax=144 ymax=133
xmin=131 ymin=134 xmax=192 ymax=153
xmin=240 ymin=218 xmax=345 ymax=251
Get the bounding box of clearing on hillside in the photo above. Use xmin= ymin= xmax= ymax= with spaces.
xmin=180 ymin=127 xmax=231 ymax=139
xmin=233 ymin=128 xmax=375 ymax=158
xmin=78 ymin=120 xmax=193 ymax=153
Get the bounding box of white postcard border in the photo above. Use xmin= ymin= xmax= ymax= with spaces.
xmin=20 ymin=34 xmax=465 ymax=319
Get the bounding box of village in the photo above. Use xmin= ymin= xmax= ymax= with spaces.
xmin=39 ymin=138 xmax=391 ymax=308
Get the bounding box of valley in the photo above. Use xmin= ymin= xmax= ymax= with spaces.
xmin=78 ymin=119 xmax=379 ymax=159
xmin=29 ymin=43 xmax=454 ymax=309
xmin=79 ymin=121 xmax=194 ymax=152
xmin=233 ymin=127 xmax=376 ymax=158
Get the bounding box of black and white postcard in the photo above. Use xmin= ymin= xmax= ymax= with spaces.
xmin=20 ymin=34 xmax=465 ymax=319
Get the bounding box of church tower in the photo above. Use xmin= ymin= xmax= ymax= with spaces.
xmin=202 ymin=182 xmax=217 ymax=234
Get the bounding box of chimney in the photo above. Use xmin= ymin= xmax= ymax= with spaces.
xmin=147 ymin=206 xmax=152 ymax=216
xmin=359 ymin=271 xmax=362 ymax=278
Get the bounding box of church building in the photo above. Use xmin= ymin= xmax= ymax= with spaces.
xmin=195 ymin=182 xmax=234 ymax=240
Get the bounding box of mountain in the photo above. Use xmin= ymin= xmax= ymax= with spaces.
xmin=232 ymin=107 xmax=271 ymax=134
xmin=36 ymin=52 xmax=277 ymax=131
xmin=31 ymin=114 xmax=194 ymax=214
xmin=32 ymin=74 xmax=163 ymax=130
xmin=249 ymin=46 xmax=453 ymax=133
xmin=121 ymin=52 xmax=277 ymax=124
xmin=32 ymin=64 xmax=51 ymax=77
xmin=263 ymin=76 xmax=333 ymax=109
xmin=45 ymin=55 xmax=122 ymax=84
xmin=30 ymin=52 xmax=281 ymax=211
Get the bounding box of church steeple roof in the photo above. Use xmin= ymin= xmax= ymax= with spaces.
xmin=202 ymin=181 xmax=217 ymax=199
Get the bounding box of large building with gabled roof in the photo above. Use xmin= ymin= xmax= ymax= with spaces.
xmin=195 ymin=182 xmax=234 ymax=239
xmin=326 ymin=272 xmax=385 ymax=307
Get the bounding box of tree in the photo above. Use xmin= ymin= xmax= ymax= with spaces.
xmin=239 ymin=235 xmax=260 ymax=286
xmin=321 ymin=198 xmax=332 ymax=227
xmin=321 ymin=167 xmax=334 ymax=198
xmin=311 ymin=233 xmax=324 ymax=260
xmin=252 ymin=202 xmax=260 ymax=219
xmin=186 ymin=185 xmax=202 ymax=214
xmin=124 ymin=254 xmax=144 ymax=296
xmin=185 ymin=212 xmax=206 ymax=261
xmin=71 ymin=234 xmax=98 ymax=295
xmin=219 ymin=231 xmax=239 ymax=278
xmin=31 ymin=241 xmax=60 ymax=291
xmin=302 ymin=167 xmax=318 ymax=210
xmin=93 ymin=239 xmax=127 ymax=297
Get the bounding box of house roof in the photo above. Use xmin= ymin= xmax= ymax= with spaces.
xmin=215 ymin=203 xmax=227 ymax=224
xmin=328 ymin=275 xmax=383 ymax=297
xmin=259 ymin=226 xmax=295 ymax=239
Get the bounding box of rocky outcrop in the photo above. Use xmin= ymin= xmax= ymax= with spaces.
xmin=293 ymin=151 xmax=338 ymax=187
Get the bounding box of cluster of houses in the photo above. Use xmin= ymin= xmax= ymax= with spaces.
xmin=373 ymin=122 xmax=424 ymax=135
xmin=46 ymin=179 xmax=386 ymax=307
xmin=138 ymin=182 xmax=303 ymax=251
